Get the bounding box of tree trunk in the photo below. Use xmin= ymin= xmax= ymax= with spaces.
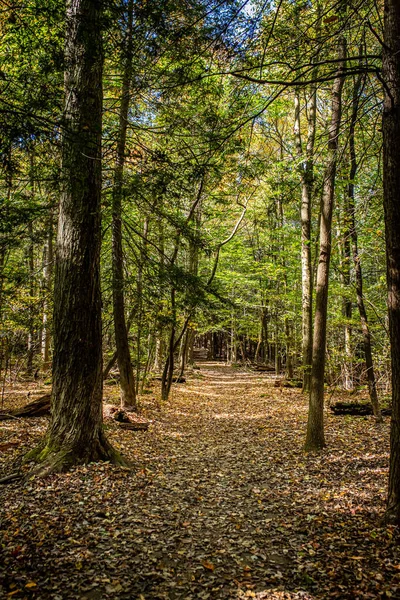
xmin=27 ymin=150 xmax=36 ymax=377
xmin=294 ymin=88 xmax=315 ymax=393
xmin=337 ymin=205 xmax=353 ymax=390
xmin=347 ymin=70 xmax=382 ymax=421
xmin=383 ymin=0 xmax=400 ymax=524
xmin=135 ymin=216 xmax=149 ymax=394
xmin=161 ymin=293 xmax=176 ymax=401
xmin=285 ymin=318 xmax=294 ymax=379
xmin=26 ymin=0 xmax=125 ymax=475
xmin=41 ymin=211 xmax=54 ymax=371
xmin=305 ymin=35 xmax=346 ymax=451
xmin=111 ymin=0 xmax=137 ymax=411
xmin=26 ymin=218 xmax=35 ymax=377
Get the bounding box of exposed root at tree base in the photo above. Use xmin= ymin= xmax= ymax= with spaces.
xmin=381 ymin=505 xmax=400 ymax=527
xmin=24 ymin=435 xmax=129 ymax=477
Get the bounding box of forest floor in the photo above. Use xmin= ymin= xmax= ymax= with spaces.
xmin=0 ymin=362 xmax=399 ymax=600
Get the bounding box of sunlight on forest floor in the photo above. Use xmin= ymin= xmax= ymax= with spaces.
xmin=1 ymin=364 xmax=399 ymax=599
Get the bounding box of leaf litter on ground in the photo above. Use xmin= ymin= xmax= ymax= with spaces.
xmin=0 ymin=363 xmax=399 ymax=599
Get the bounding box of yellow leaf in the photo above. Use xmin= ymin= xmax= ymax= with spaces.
xmin=25 ymin=582 xmax=37 ymax=588
xmin=202 ymin=560 xmax=215 ymax=571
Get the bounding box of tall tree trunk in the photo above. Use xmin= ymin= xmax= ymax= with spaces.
xmin=179 ymin=200 xmax=200 ymax=378
xmin=285 ymin=317 xmax=294 ymax=379
xmin=26 ymin=0 xmax=125 ymax=474
xmin=305 ymin=35 xmax=346 ymax=451
xmin=347 ymin=71 xmax=382 ymax=421
xmin=160 ymin=177 xmax=204 ymax=400
xmin=383 ymin=0 xmax=400 ymax=523
xmin=161 ymin=289 xmax=176 ymax=401
xmin=294 ymin=88 xmax=315 ymax=392
xmin=135 ymin=216 xmax=149 ymax=394
xmin=337 ymin=203 xmax=353 ymax=390
xmin=41 ymin=211 xmax=54 ymax=371
xmin=111 ymin=0 xmax=137 ymax=411
xmin=293 ymin=1 xmax=320 ymax=392
xmin=26 ymin=219 xmax=35 ymax=377
xmin=26 ymin=151 xmax=35 ymax=376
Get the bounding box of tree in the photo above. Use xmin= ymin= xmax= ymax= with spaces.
xmin=383 ymin=0 xmax=400 ymax=524
xmin=26 ymin=0 xmax=125 ymax=474
xmin=111 ymin=0 xmax=137 ymax=411
xmin=305 ymin=33 xmax=346 ymax=451
xmin=346 ymin=70 xmax=382 ymax=422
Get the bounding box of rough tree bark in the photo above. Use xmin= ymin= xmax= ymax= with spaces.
xmin=305 ymin=35 xmax=346 ymax=451
xmin=383 ymin=0 xmax=400 ymax=524
xmin=26 ymin=0 xmax=125 ymax=474
xmin=112 ymin=0 xmax=137 ymax=411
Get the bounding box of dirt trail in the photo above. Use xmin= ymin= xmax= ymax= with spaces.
xmin=0 ymin=363 xmax=398 ymax=599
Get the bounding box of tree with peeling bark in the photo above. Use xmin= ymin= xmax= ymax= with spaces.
xmin=26 ymin=0 xmax=126 ymax=474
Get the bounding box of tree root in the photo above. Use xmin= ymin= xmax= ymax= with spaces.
xmin=0 ymin=472 xmax=23 ymax=485
xmin=24 ymin=433 xmax=130 ymax=477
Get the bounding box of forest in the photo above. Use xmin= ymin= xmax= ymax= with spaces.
xmin=1 ymin=0 xmax=400 ymax=598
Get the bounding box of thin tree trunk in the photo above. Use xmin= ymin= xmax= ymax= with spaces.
xmin=178 ymin=329 xmax=190 ymax=380
xmin=41 ymin=212 xmax=54 ymax=371
xmin=0 ymin=153 xmax=12 ymax=321
xmin=187 ymin=328 xmax=195 ymax=365
xmin=161 ymin=289 xmax=176 ymax=401
xmin=111 ymin=0 xmax=136 ymax=411
xmin=383 ymin=0 xmax=400 ymax=524
xmin=347 ymin=71 xmax=382 ymax=421
xmin=26 ymin=0 xmax=125 ymax=474
xmin=154 ymin=198 xmax=165 ymax=373
xmin=26 ymin=218 xmax=35 ymax=377
xmin=305 ymin=35 xmax=346 ymax=451
xmin=293 ymin=2 xmax=320 ymax=392
xmin=0 ymin=248 xmax=4 ymax=322
xmin=337 ymin=207 xmax=353 ymax=390
xmin=160 ymin=177 xmax=204 ymax=399
xmin=294 ymin=88 xmax=315 ymax=392
xmin=285 ymin=318 xmax=294 ymax=379
xmin=26 ymin=151 xmax=35 ymax=376
xmin=135 ymin=217 xmax=149 ymax=394
xmin=140 ymin=332 xmax=155 ymax=394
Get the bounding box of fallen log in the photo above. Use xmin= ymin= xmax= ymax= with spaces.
xmin=0 ymin=394 xmax=51 ymax=420
xmin=119 ymin=422 xmax=149 ymax=431
xmin=252 ymin=364 xmax=275 ymax=372
xmin=153 ymin=376 xmax=186 ymax=383
xmin=274 ymin=379 xmax=303 ymax=388
xmin=330 ymin=402 xmax=391 ymax=416
xmin=103 ymin=405 xmax=150 ymax=430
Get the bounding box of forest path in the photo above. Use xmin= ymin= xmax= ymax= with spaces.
xmin=0 ymin=364 xmax=397 ymax=600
